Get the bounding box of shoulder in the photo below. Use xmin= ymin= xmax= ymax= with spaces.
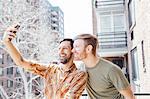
xmin=100 ymin=58 xmax=120 ymax=70
xmin=46 ymin=63 xmax=60 ymax=71
xmin=44 ymin=64 xmax=60 ymax=74
xmin=107 ymin=63 xmax=126 ymax=80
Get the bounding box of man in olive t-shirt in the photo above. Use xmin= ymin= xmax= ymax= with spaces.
xmin=86 ymin=58 xmax=129 ymax=99
xmin=72 ymin=34 xmax=135 ymax=99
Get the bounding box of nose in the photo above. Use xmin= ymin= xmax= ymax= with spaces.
xmin=71 ymin=48 xmax=76 ymax=53
xmin=58 ymin=48 xmax=63 ymax=54
xmin=71 ymin=48 xmax=75 ymax=53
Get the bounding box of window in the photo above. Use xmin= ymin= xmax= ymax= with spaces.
xmin=7 ymin=67 xmax=13 ymax=75
xmin=128 ymin=0 xmax=136 ymax=28
xmin=100 ymin=15 xmax=111 ymax=32
xmin=141 ymin=41 xmax=145 ymax=68
xmin=1 ymin=81 xmax=3 ymax=86
xmin=0 ymin=68 xmax=3 ymax=76
xmin=114 ymin=14 xmax=125 ymax=31
xmin=131 ymin=47 xmax=139 ymax=81
xmin=7 ymin=55 xmax=13 ymax=63
xmin=112 ymin=59 xmax=124 ymax=69
xmin=0 ymin=54 xmax=2 ymax=64
xmin=16 ymin=68 xmax=20 ymax=75
xmin=131 ymin=31 xmax=134 ymax=40
xmin=0 ymin=54 xmax=5 ymax=64
xmin=7 ymin=80 xmax=13 ymax=88
xmin=99 ymin=11 xmax=125 ymax=33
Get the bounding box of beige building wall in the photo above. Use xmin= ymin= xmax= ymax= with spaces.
xmin=131 ymin=0 xmax=150 ymax=92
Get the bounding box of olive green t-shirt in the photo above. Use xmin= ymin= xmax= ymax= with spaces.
xmin=86 ymin=58 xmax=130 ymax=99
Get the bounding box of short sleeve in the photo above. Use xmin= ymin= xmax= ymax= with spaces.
xmin=27 ymin=62 xmax=48 ymax=77
xmin=108 ymin=66 xmax=130 ymax=91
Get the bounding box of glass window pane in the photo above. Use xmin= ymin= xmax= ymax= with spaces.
xmin=100 ymin=16 xmax=111 ymax=32
xmin=0 ymin=68 xmax=3 ymax=75
xmin=114 ymin=14 xmax=125 ymax=31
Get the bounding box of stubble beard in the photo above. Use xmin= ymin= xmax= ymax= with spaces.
xmin=59 ymin=54 xmax=72 ymax=64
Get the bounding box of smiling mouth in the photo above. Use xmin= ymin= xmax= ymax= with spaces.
xmin=60 ymin=55 xmax=66 ymax=57
xmin=59 ymin=53 xmax=66 ymax=57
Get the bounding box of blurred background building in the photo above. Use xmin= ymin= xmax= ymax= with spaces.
xmin=0 ymin=0 xmax=64 ymax=98
xmin=93 ymin=0 xmax=150 ymax=98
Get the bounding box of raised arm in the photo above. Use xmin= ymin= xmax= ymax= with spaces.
xmin=2 ymin=24 xmax=47 ymax=76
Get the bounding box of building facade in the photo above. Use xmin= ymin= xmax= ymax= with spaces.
xmin=94 ymin=0 xmax=129 ymax=79
xmin=94 ymin=0 xmax=150 ymax=98
xmin=126 ymin=0 xmax=150 ymax=93
xmin=51 ymin=7 xmax=64 ymax=38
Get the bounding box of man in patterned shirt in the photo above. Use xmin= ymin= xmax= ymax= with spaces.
xmin=3 ymin=24 xmax=87 ymax=99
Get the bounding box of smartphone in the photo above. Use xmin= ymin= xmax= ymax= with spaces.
xmin=14 ymin=24 xmax=20 ymax=29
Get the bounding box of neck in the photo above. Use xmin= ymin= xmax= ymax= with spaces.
xmin=61 ymin=60 xmax=74 ymax=71
xmin=83 ymin=54 xmax=99 ymax=68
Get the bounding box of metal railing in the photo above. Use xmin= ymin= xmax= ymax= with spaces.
xmin=95 ymin=0 xmax=125 ymax=8
xmin=135 ymin=93 xmax=150 ymax=96
xmin=81 ymin=93 xmax=150 ymax=99
xmin=97 ymin=31 xmax=127 ymax=50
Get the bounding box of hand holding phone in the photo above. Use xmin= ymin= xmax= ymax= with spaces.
xmin=3 ymin=24 xmax=20 ymax=42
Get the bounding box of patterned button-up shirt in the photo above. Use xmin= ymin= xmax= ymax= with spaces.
xmin=27 ymin=63 xmax=87 ymax=99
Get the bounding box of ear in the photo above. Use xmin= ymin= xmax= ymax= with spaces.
xmin=86 ymin=45 xmax=93 ymax=54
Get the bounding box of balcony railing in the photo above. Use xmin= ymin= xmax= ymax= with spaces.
xmin=97 ymin=31 xmax=127 ymax=50
xmin=81 ymin=93 xmax=150 ymax=99
xmin=95 ymin=0 xmax=125 ymax=8
xmin=95 ymin=0 xmax=125 ymax=12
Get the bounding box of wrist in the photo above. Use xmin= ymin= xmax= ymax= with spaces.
xmin=3 ymin=40 xmax=11 ymax=45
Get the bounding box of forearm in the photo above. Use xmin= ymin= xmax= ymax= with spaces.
xmin=3 ymin=41 xmax=24 ymax=66
xmin=124 ymin=94 xmax=135 ymax=99
xmin=125 ymin=96 xmax=135 ymax=99
xmin=119 ymin=86 xmax=135 ymax=99
xmin=3 ymin=41 xmax=47 ymax=75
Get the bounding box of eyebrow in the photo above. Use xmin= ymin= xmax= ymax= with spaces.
xmin=59 ymin=46 xmax=71 ymax=49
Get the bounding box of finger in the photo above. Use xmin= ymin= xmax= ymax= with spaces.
xmin=7 ymin=36 xmax=14 ymax=41
xmin=6 ymin=23 xmax=20 ymax=32
xmin=12 ymin=31 xmax=17 ymax=34
xmin=6 ymin=27 xmax=17 ymax=33
xmin=7 ymin=33 xmax=16 ymax=41
xmin=65 ymin=75 xmax=74 ymax=83
xmin=70 ymin=76 xmax=86 ymax=90
xmin=8 ymin=38 xmax=12 ymax=41
xmin=8 ymin=33 xmax=16 ymax=38
xmin=60 ymin=83 xmax=70 ymax=97
xmin=8 ymin=31 xmax=17 ymax=36
xmin=71 ymin=72 xmax=85 ymax=83
xmin=9 ymin=30 xmax=17 ymax=34
xmin=70 ymin=72 xmax=87 ymax=89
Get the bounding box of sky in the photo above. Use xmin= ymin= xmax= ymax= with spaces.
xmin=49 ymin=0 xmax=93 ymax=38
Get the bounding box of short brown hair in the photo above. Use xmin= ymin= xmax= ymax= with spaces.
xmin=74 ymin=34 xmax=99 ymax=56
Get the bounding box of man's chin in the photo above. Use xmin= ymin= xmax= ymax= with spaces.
xmin=60 ymin=59 xmax=68 ymax=64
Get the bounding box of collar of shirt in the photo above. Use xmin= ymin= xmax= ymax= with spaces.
xmin=59 ymin=63 xmax=77 ymax=73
